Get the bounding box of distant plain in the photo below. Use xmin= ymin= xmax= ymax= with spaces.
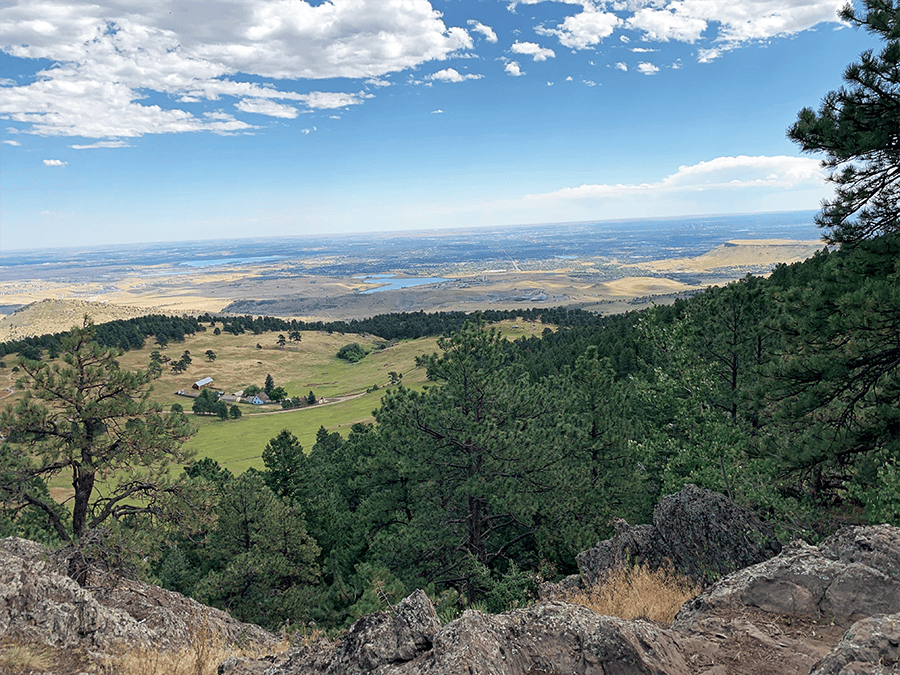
xmin=0 ymin=212 xmax=824 ymax=341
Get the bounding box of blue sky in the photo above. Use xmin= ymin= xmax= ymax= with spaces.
xmin=0 ymin=0 xmax=873 ymax=250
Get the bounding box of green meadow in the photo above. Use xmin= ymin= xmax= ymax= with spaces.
xmin=33 ymin=318 xmax=546 ymax=494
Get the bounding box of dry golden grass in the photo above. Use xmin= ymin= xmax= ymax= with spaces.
xmin=564 ymin=564 xmax=701 ymax=624
xmin=99 ymin=613 xmax=287 ymax=675
xmin=0 ymin=643 xmax=54 ymax=673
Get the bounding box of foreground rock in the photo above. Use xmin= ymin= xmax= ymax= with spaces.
xmin=224 ymin=524 xmax=900 ymax=675
xmin=0 ymin=537 xmax=277 ymax=663
xmin=675 ymin=525 xmax=900 ymax=628
xmin=223 ymin=598 xmax=690 ymax=675
xmin=810 ymin=612 xmax=900 ymax=675
xmin=4 ymin=522 xmax=898 ymax=675
xmin=576 ymin=484 xmax=782 ymax=586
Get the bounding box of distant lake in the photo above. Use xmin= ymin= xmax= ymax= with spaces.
xmin=355 ymin=275 xmax=453 ymax=294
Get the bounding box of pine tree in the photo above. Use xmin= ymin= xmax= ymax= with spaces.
xmin=787 ymin=0 xmax=899 ymax=245
xmin=0 ymin=318 xmax=194 ymax=580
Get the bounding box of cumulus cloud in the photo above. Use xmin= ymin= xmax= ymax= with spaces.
xmin=521 ymin=0 xmax=844 ymax=62
xmin=43 ymin=159 xmax=66 ymax=166
xmin=615 ymin=61 xmax=628 ymax=71
xmin=0 ymin=0 xmax=472 ymax=138
xmin=3 ymin=140 xmax=21 ymax=146
xmin=637 ymin=61 xmax=660 ymax=75
xmin=527 ymin=156 xmax=825 ymax=200
xmin=505 ymin=60 xmax=525 ymax=76
xmin=468 ymin=20 xmax=498 ymax=43
xmin=511 ymin=41 xmax=555 ymax=61
xmin=628 ymin=8 xmax=707 ymax=42
xmin=626 ymin=0 xmax=844 ymax=49
xmin=236 ymin=99 xmax=299 ymax=118
xmin=426 ymin=68 xmax=483 ymax=83
xmin=303 ymin=91 xmax=374 ymax=109
xmin=536 ymin=8 xmax=620 ymax=49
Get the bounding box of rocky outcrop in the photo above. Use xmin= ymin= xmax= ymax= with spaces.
xmin=5 ymin=521 xmax=899 ymax=675
xmin=810 ymin=613 xmax=900 ymax=675
xmin=576 ymin=484 xmax=782 ymax=586
xmin=223 ymin=524 xmax=900 ymax=675
xmin=0 ymin=536 xmax=277 ymax=655
xmin=674 ymin=525 xmax=900 ymax=629
xmin=225 ymin=600 xmax=691 ymax=675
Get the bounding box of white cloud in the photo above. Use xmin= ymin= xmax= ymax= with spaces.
xmin=628 ymin=8 xmax=707 ymax=42
xmin=615 ymin=61 xmax=628 ymax=71
xmin=511 ymin=41 xmax=555 ymax=61
xmin=70 ymin=140 xmax=131 ymax=149
xmin=505 ymin=60 xmax=525 ymax=76
xmin=626 ymin=0 xmax=844 ymax=48
xmin=522 ymin=0 xmax=844 ymax=59
xmin=637 ymin=61 xmax=660 ymax=75
xmin=431 ymin=109 xmax=443 ymax=113
xmin=537 ymin=8 xmax=620 ymax=49
xmin=698 ymin=45 xmax=733 ymax=63
xmin=0 ymin=0 xmax=849 ymax=141
xmin=468 ymin=20 xmax=498 ymax=43
xmin=527 ymin=156 xmax=825 ymax=200
xmin=426 ymin=68 xmax=483 ymax=83
xmin=0 ymin=0 xmax=473 ymax=138
xmin=236 ymin=98 xmax=299 ymax=118
xmin=299 ymin=91 xmax=374 ymax=109
xmin=630 ymin=47 xmax=657 ymax=53
xmin=43 ymin=158 xmax=66 ymax=166
xmin=3 ymin=139 xmax=21 ymax=146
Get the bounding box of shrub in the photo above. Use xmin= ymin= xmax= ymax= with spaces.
xmin=336 ymin=343 xmax=367 ymax=363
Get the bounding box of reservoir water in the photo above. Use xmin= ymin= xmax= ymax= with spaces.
xmin=355 ymin=275 xmax=453 ymax=293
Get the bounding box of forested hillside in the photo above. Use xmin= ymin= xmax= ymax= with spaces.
xmin=0 ymin=0 xmax=896 ymax=636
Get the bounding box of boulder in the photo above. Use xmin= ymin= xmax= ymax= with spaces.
xmin=0 ymin=536 xmax=277 ymax=655
xmin=324 ymin=589 xmax=440 ymax=674
xmin=809 ymin=613 xmax=900 ymax=675
xmin=674 ymin=526 xmax=900 ymax=629
xmin=576 ymin=484 xmax=781 ymax=586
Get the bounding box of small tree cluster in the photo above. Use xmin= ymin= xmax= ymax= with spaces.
xmin=280 ymin=391 xmax=316 ymax=409
xmin=336 ymin=343 xmax=367 ymax=363
xmin=192 ymin=389 xmax=225 ymax=417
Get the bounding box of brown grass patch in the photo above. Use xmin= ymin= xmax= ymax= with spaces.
xmin=99 ymin=613 xmax=286 ymax=675
xmin=564 ymin=564 xmax=701 ymax=624
xmin=0 ymin=643 xmax=54 ymax=673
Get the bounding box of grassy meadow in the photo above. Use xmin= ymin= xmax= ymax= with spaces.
xmin=4 ymin=318 xmax=547 ymax=496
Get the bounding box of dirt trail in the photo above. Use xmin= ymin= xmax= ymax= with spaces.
xmin=0 ymin=371 xmax=15 ymax=401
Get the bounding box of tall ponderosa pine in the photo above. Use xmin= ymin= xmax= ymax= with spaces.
xmin=787 ymin=0 xmax=899 ymax=245
xmin=355 ymin=321 xmax=566 ymax=602
xmin=771 ymin=0 xmax=900 ymax=511
xmin=0 ymin=318 xmax=195 ymax=580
